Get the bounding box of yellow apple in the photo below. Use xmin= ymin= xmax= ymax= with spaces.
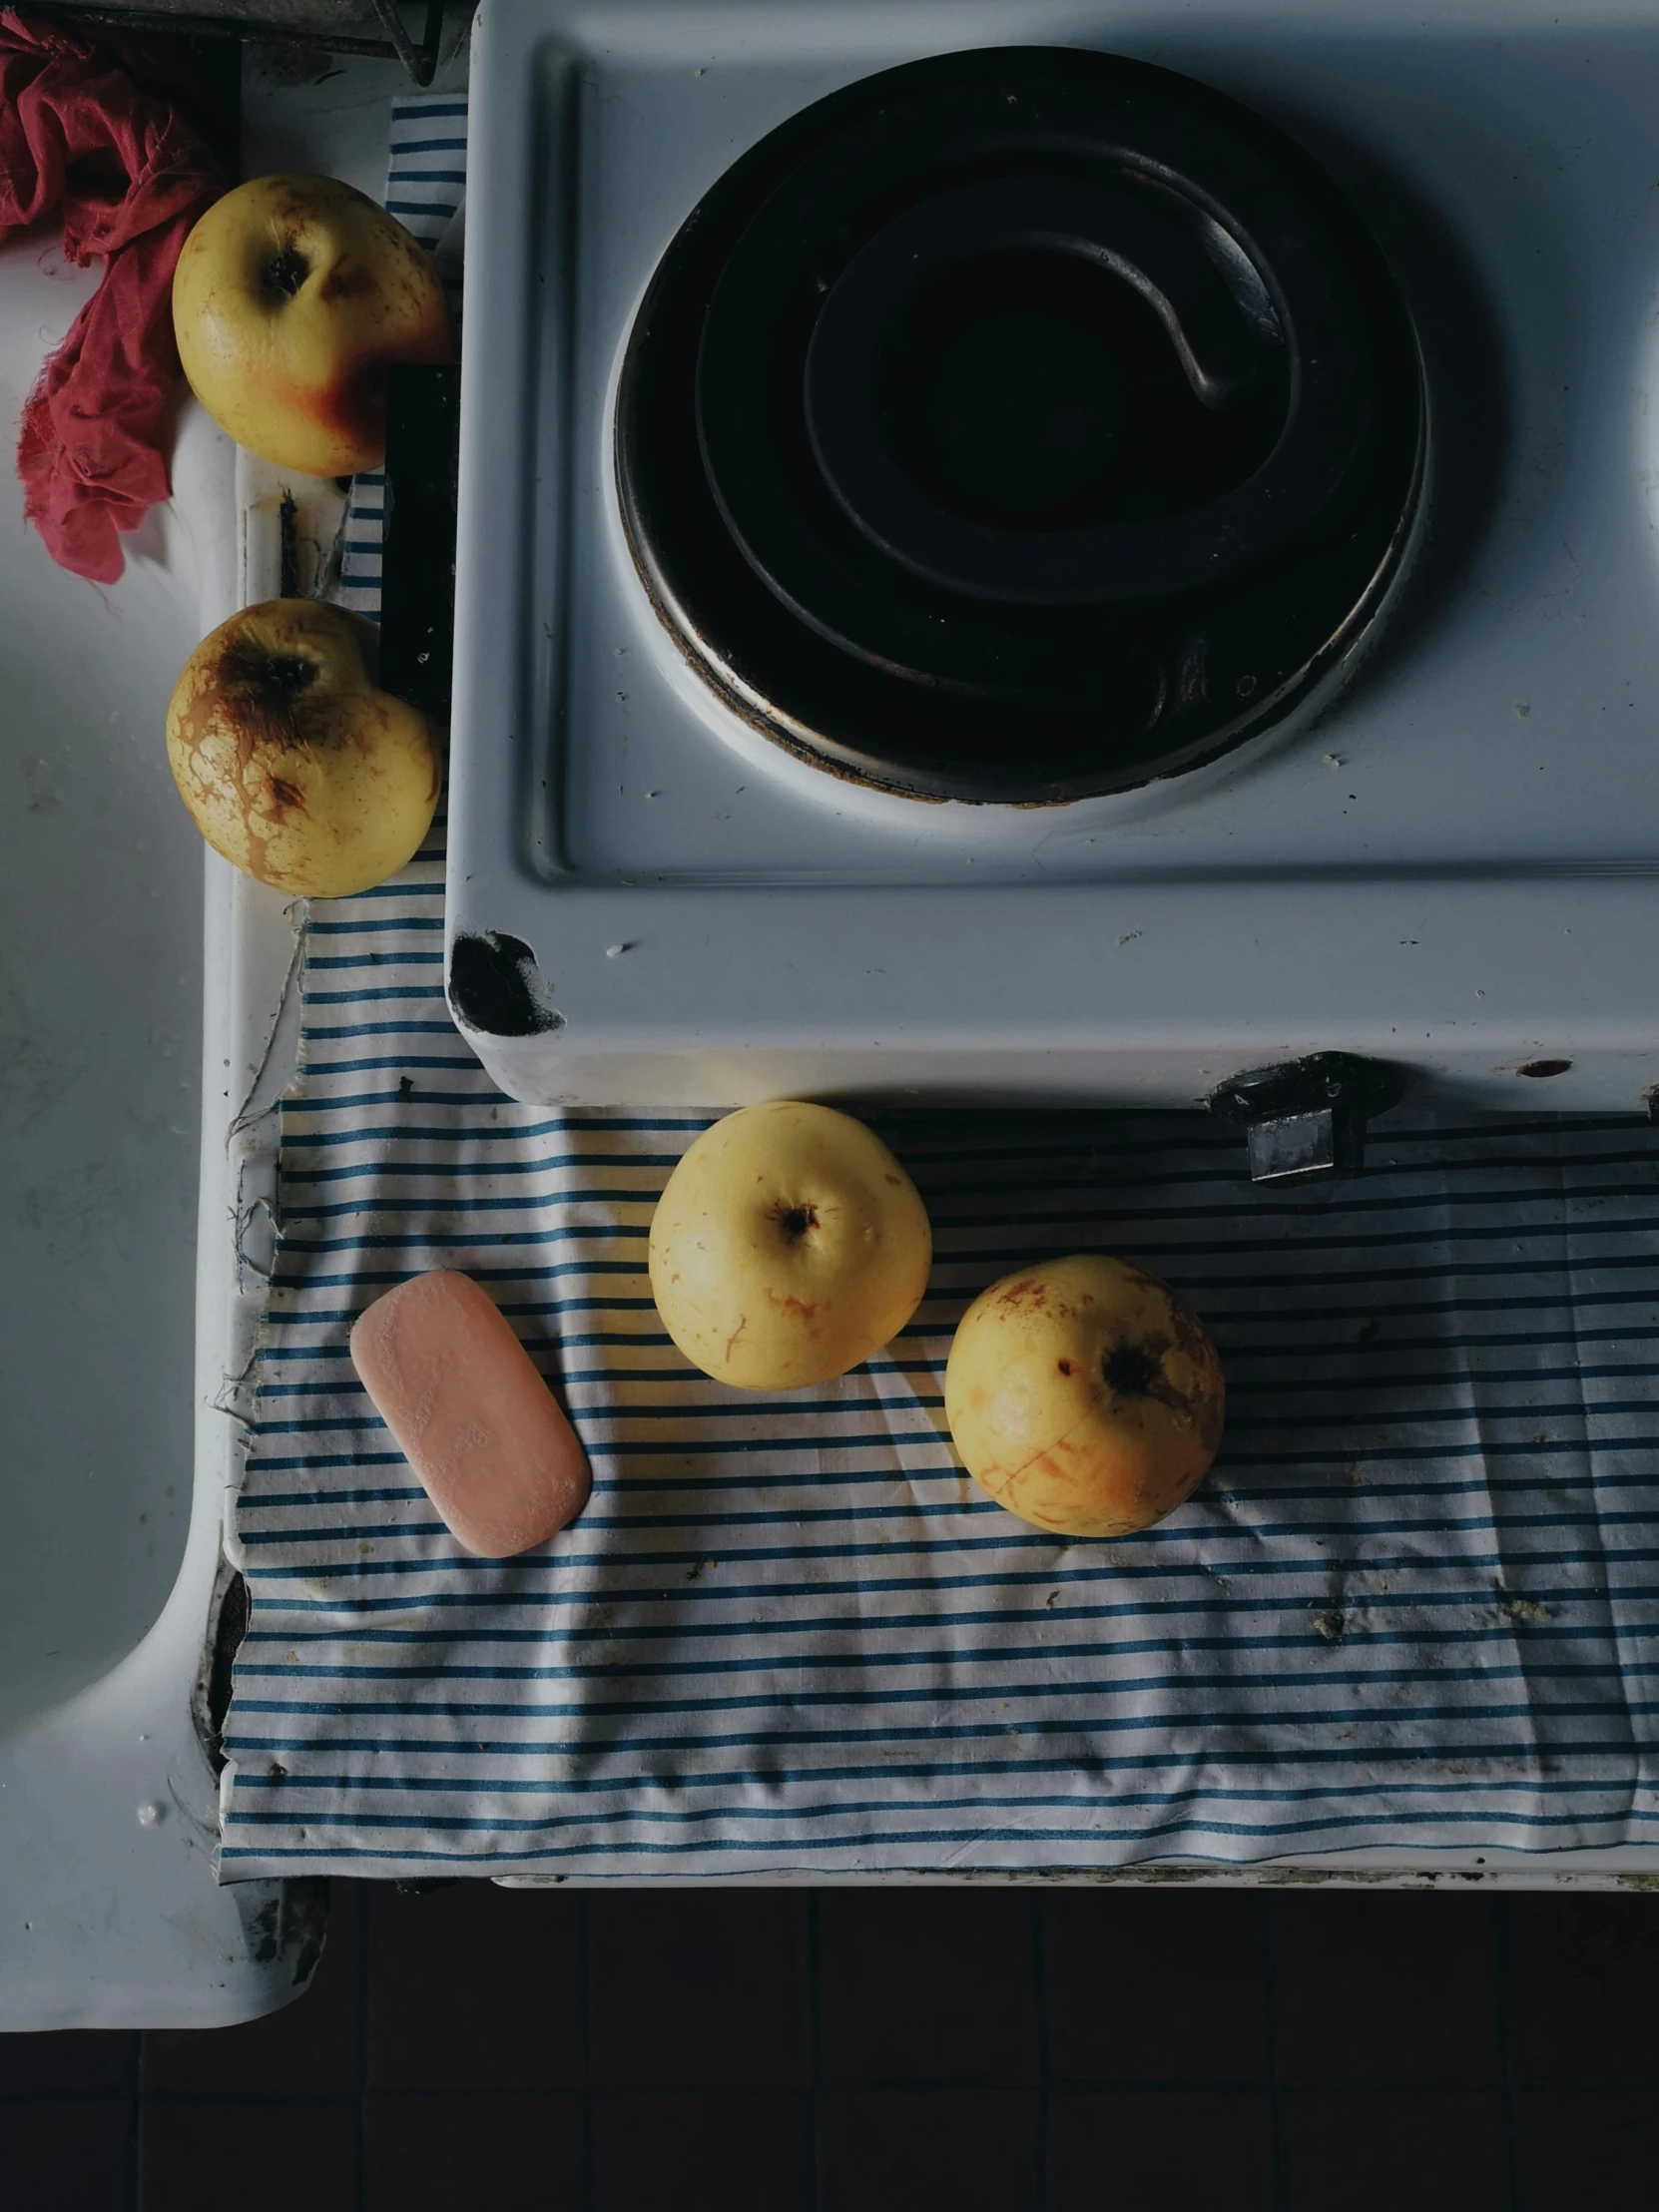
xmin=173 ymin=174 xmax=452 ymax=476
xmin=166 ymin=598 xmax=440 ymax=896
xmin=945 ymin=1254 xmax=1224 ymax=1538
xmin=649 ymin=1101 xmax=933 ymax=1389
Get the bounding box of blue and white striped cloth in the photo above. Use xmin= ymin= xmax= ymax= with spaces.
xmin=217 ymin=102 xmax=1659 ymax=1879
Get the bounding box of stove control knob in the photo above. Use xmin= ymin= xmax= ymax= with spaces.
xmin=1206 ymin=1053 xmax=1406 ymax=1184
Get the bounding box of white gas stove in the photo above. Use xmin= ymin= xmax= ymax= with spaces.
xmin=444 ymin=0 xmax=1659 ymax=1127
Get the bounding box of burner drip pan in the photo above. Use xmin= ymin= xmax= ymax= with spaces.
xmin=616 ymin=46 xmax=1427 ymax=805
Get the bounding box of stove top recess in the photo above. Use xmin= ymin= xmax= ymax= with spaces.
xmin=446 ymin=0 xmax=1659 ymax=1119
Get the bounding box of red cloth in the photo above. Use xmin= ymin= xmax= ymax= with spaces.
xmin=0 ymin=10 xmax=220 ymax=583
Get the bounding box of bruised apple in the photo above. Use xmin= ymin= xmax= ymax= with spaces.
xmin=649 ymin=1101 xmax=932 ymax=1389
xmin=173 ymin=174 xmax=452 ymax=476
xmin=166 ymin=599 xmax=439 ymax=896
xmin=945 ymin=1255 xmax=1224 ymax=1538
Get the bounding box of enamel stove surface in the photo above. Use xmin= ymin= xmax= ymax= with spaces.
xmin=448 ymin=0 xmax=1659 ymax=1111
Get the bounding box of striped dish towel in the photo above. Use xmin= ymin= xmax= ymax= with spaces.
xmin=217 ymin=105 xmax=1659 ymax=1880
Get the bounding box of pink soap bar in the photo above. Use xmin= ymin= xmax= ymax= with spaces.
xmin=350 ymin=1270 xmax=590 ymax=1557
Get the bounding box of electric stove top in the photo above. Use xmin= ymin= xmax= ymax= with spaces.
xmin=446 ymin=0 xmax=1659 ymax=1123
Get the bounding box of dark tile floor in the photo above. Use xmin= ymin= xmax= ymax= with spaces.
xmin=3 ymin=1884 xmax=1657 ymax=2209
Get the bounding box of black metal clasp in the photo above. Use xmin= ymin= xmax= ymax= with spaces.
xmin=1207 ymin=1052 xmax=1407 ymax=1184
xmin=379 ymin=360 xmax=461 ymax=719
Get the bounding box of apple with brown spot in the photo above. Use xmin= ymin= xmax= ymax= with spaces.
xmin=166 ymin=598 xmax=439 ymax=896
xmin=172 ymin=174 xmax=452 ymax=476
xmin=648 ymin=1101 xmax=932 ymax=1389
xmin=945 ymin=1254 xmax=1224 ymax=1537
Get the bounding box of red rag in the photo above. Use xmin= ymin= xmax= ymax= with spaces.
xmin=0 ymin=10 xmax=220 ymax=583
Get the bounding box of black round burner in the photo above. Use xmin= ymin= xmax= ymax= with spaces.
xmin=616 ymin=48 xmax=1426 ymax=805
